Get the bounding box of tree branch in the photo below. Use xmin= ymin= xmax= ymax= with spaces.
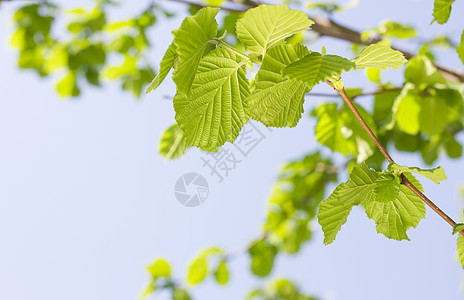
xmin=328 ymin=81 xmax=464 ymax=237
xmin=163 ymin=0 xmax=464 ymax=82
xmin=305 ymin=87 xmax=402 ymax=98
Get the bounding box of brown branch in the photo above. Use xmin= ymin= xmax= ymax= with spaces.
xmin=163 ymin=0 xmax=464 ymax=82
xmin=328 ymin=81 xmax=463 ymax=237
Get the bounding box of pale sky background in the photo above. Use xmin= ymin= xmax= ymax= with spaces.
xmin=1 ymin=0 xmax=464 ymax=299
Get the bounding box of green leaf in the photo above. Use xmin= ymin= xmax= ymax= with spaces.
xmin=265 ymin=152 xmax=336 ymax=253
xmin=56 ymin=72 xmax=80 ymax=97
xmin=457 ymin=30 xmax=464 ymax=64
xmin=174 ymin=48 xmax=250 ymax=151
xmin=457 ymin=235 xmax=464 ymax=269
xmin=419 ymin=95 xmax=449 ymax=137
xmin=366 ymin=68 xmax=381 ymax=83
xmin=159 ymin=124 xmax=187 ymax=160
xmin=214 ymin=260 xmax=229 ymax=285
xmin=318 ymin=163 xmax=380 ymax=244
xmin=146 ymin=42 xmax=177 ymax=93
xmin=404 ymin=55 xmax=445 ymax=86
xmin=432 ymin=0 xmax=455 ymax=24
xmin=235 ymin=4 xmax=313 ymax=57
xmin=394 ymin=85 xmax=421 ymax=135
xmin=318 ymin=164 xmax=425 ymax=243
xmin=378 ymin=20 xmax=417 ymax=39
xmin=246 ymin=44 xmax=310 ymax=127
xmin=312 ymin=103 xmax=376 ymax=162
xmin=248 ymin=240 xmax=277 ymax=277
xmin=283 ymin=52 xmax=355 ymax=87
xmin=363 ymin=173 xmax=425 ymax=240
xmin=445 ymin=138 xmax=463 ymax=158
xmin=187 ymin=256 xmax=208 ymax=285
xmin=388 ymin=163 xmax=447 ymax=184
xmin=353 ymin=43 xmax=407 ymax=70
xmin=147 ymin=259 xmax=171 ymax=279
xmin=173 ymin=289 xmax=192 ymax=300
xmin=453 ymin=223 xmax=464 ymax=235
xmin=172 ymin=7 xmax=219 ymax=93
xmin=307 ymin=2 xmax=343 ymax=13
xmin=394 ymin=83 xmax=463 ymax=137
xmin=206 ymin=0 xmax=226 ymax=5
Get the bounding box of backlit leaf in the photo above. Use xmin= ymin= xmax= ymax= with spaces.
xmin=236 ymin=4 xmax=313 ymax=57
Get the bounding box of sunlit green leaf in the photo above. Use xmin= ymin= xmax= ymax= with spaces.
xmin=453 ymin=223 xmax=464 ymax=235
xmin=172 ymin=7 xmax=219 ymax=93
xmin=283 ymin=52 xmax=355 ymax=87
xmin=432 ymin=0 xmax=455 ymax=24
xmin=174 ymin=48 xmax=250 ymax=151
xmin=318 ymin=164 xmax=425 ymax=243
xmin=236 ymin=4 xmax=313 ymax=57
xmin=146 ymin=42 xmax=177 ymax=93
xmin=246 ymin=44 xmax=310 ymax=127
xmin=388 ymin=163 xmax=447 ymax=184
xmin=159 ymin=124 xmax=187 ymax=160
xmin=457 ymin=235 xmax=464 ymax=269
xmin=318 ymin=163 xmax=379 ymax=244
xmin=364 ymin=173 xmax=425 ymax=240
xmin=353 ymin=43 xmax=407 ymax=70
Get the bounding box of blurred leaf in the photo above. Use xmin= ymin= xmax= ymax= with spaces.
xmin=214 ymin=260 xmax=229 ymax=285
xmin=457 ymin=30 xmax=464 ymax=64
xmin=394 ymin=85 xmax=421 ymax=135
xmin=56 ymin=72 xmax=80 ymax=97
xmin=173 ymin=289 xmax=191 ymax=300
xmin=366 ymin=68 xmax=381 ymax=83
xmin=159 ymin=124 xmax=187 ymax=160
xmin=265 ymin=152 xmax=336 ymax=253
xmin=206 ymin=0 xmax=226 ymax=5
xmin=147 ymin=259 xmax=171 ymax=278
xmin=432 ymin=0 xmax=455 ymax=24
xmin=248 ymin=240 xmax=277 ymax=277
xmin=312 ymin=102 xmax=376 ymax=162
xmin=187 ymin=256 xmax=208 ymax=285
xmin=404 ymin=55 xmax=445 ymax=86
xmin=445 ymin=138 xmax=463 ymax=158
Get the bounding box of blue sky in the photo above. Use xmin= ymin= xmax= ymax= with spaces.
xmin=1 ymin=0 xmax=464 ymax=299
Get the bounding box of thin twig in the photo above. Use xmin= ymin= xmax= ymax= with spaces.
xmin=305 ymin=87 xmax=402 ymax=98
xmin=327 ymin=81 xmax=463 ymax=236
xmin=163 ymin=0 xmax=464 ymax=82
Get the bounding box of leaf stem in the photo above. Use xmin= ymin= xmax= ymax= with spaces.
xmin=211 ymin=38 xmax=262 ymax=65
xmin=327 ymin=80 xmax=464 ymax=236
